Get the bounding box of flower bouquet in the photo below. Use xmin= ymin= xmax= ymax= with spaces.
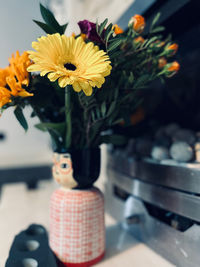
xmin=0 ymin=4 xmax=179 ymax=266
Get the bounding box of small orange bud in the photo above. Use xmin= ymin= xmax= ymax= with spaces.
xmin=134 ymin=36 xmax=145 ymax=44
xmin=154 ymin=40 xmax=165 ymax=48
xmin=166 ymin=61 xmax=180 ymax=77
xmin=80 ymin=33 xmax=87 ymax=40
xmin=71 ymin=32 xmax=76 ymax=37
xmin=168 ymin=61 xmax=180 ymax=72
xmin=166 ymin=43 xmax=178 ymax=55
xmin=158 ymin=57 xmax=167 ymax=68
xmin=129 ymin=15 xmax=145 ymax=33
xmin=113 ymin=24 xmax=124 ymax=35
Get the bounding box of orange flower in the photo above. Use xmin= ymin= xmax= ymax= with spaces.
xmin=158 ymin=57 xmax=167 ymax=68
xmin=0 ymin=87 xmax=12 ymax=108
xmin=6 ymin=76 xmax=33 ymax=97
xmin=113 ymin=24 xmax=124 ymax=35
xmin=166 ymin=61 xmax=180 ymax=77
xmin=0 ymin=67 xmax=11 ymax=87
xmin=129 ymin=15 xmax=145 ymax=33
xmin=134 ymin=36 xmax=145 ymax=44
xmin=166 ymin=43 xmax=178 ymax=56
xmin=0 ymin=51 xmax=33 ymax=107
xmin=9 ymin=51 xmax=32 ymax=86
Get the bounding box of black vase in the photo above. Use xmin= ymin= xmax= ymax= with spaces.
xmin=67 ymin=147 xmax=101 ymax=189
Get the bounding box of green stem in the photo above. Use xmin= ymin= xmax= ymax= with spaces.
xmin=65 ymin=86 xmax=72 ymax=149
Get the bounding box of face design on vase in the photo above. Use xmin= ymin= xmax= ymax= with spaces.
xmin=52 ymin=153 xmax=78 ymax=189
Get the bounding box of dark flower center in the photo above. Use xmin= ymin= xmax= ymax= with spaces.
xmin=64 ymin=63 xmax=76 ymax=71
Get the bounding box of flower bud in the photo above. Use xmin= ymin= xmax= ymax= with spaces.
xmin=134 ymin=36 xmax=145 ymax=44
xmin=166 ymin=61 xmax=180 ymax=77
xmin=129 ymin=15 xmax=145 ymax=33
xmin=166 ymin=43 xmax=178 ymax=56
xmin=158 ymin=57 xmax=167 ymax=68
xmin=113 ymin=24 xmax=124 ymax=35
xmin=80 ymin=33 xmax=87 ymax=40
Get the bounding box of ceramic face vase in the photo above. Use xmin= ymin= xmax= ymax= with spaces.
xmin=50 ymin=150 xmax=105 ymax=267
xmin=52 ymin=153 xmax=78 ymax=189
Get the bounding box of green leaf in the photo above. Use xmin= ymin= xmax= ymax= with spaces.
xmin=150 ymin=26 xmax=165 ymax=34
xmin=35 ymin=122 xmax=65 ymax=137
xmin=109 ymin=50 xmax=123 ymax=59
xmin=144 ymin=36 xmax=159 ymax=47
xmin=134 ymin=74 xmax=150 ymax=88
xmin=101 ymin=102 xmax=106 ymax=117
xmin=108 ymin=36 xmax=124 ymax=43
xmin=150 ymin=12 xmax=161 ymax=31
xmin=108 ymin=39 xmax=123 ymax=52
xmin=100 ymin=134 xmax=127 ymax=145
xmin=106 ymin=30 xmax=114 ymax=43
xmin=61 ymin=23 xmax=68 ymax=33
xmin=40 ymin=4 xmax=61 ymax=31
xmin=128 ymin=72 xmax=134 ymax=84
xmin=99 ymin=18 xmax=108 ymax=35
xmin=107 ymin=101 xmax=116 ymax=117
xmin=33 ymin=20 xmax=57 ymax=34
xmin=14 ymin=107 xmax=28 ymax=131
xmin=96 ymin=108 xmax=101 ymax=119
xmin=91 ymin=110 xmax=96 ymax=122
xmin=39 ymin=4 xmax=68 ymax=34
xmin=104 ymin=23 xmax=113 ymax=40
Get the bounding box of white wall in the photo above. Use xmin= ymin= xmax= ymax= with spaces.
xmin=0 ymin=0 xmax=52 ymax=167
xmin=50 ymin=0 xmax=135 ymax=35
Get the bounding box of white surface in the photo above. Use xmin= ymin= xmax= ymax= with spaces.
xmin=0 ymin=180 xmax=174 ymax=267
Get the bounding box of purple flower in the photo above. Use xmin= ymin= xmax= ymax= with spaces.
xmin=78 ymin=20 xmax=103 ymax=43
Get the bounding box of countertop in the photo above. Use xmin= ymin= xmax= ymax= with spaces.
xmin=0 ymin=179 xmax=174 ymax=267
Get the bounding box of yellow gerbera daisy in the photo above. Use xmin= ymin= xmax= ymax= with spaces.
xmin=27 ymin=33 xmax=112 ymax=96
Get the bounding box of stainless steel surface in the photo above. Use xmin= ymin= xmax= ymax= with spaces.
xmin=107 ymin=168 xmax=200 ymax=222
xmin=105 ymin=180 xmax=200 ymax=267
xmin=108 ymin=154 xmax=200 ymax=194
xmin=127 ymin=197 xmax=200 ymax=267
xmin=106 ymin=151 xmax=200 ymax=267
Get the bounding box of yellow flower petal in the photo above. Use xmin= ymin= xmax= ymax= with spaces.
xmin=72 ymin=82 xmax=82 ymax=92
xmin=28 ymin=33 xmax=112 ymax=96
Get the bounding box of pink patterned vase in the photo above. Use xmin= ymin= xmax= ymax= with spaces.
xmin=50 ymin=187 xmax=105 ymax=267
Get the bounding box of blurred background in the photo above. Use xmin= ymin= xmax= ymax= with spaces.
xmin=1 ymin=0 xmax=200 ymax=266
